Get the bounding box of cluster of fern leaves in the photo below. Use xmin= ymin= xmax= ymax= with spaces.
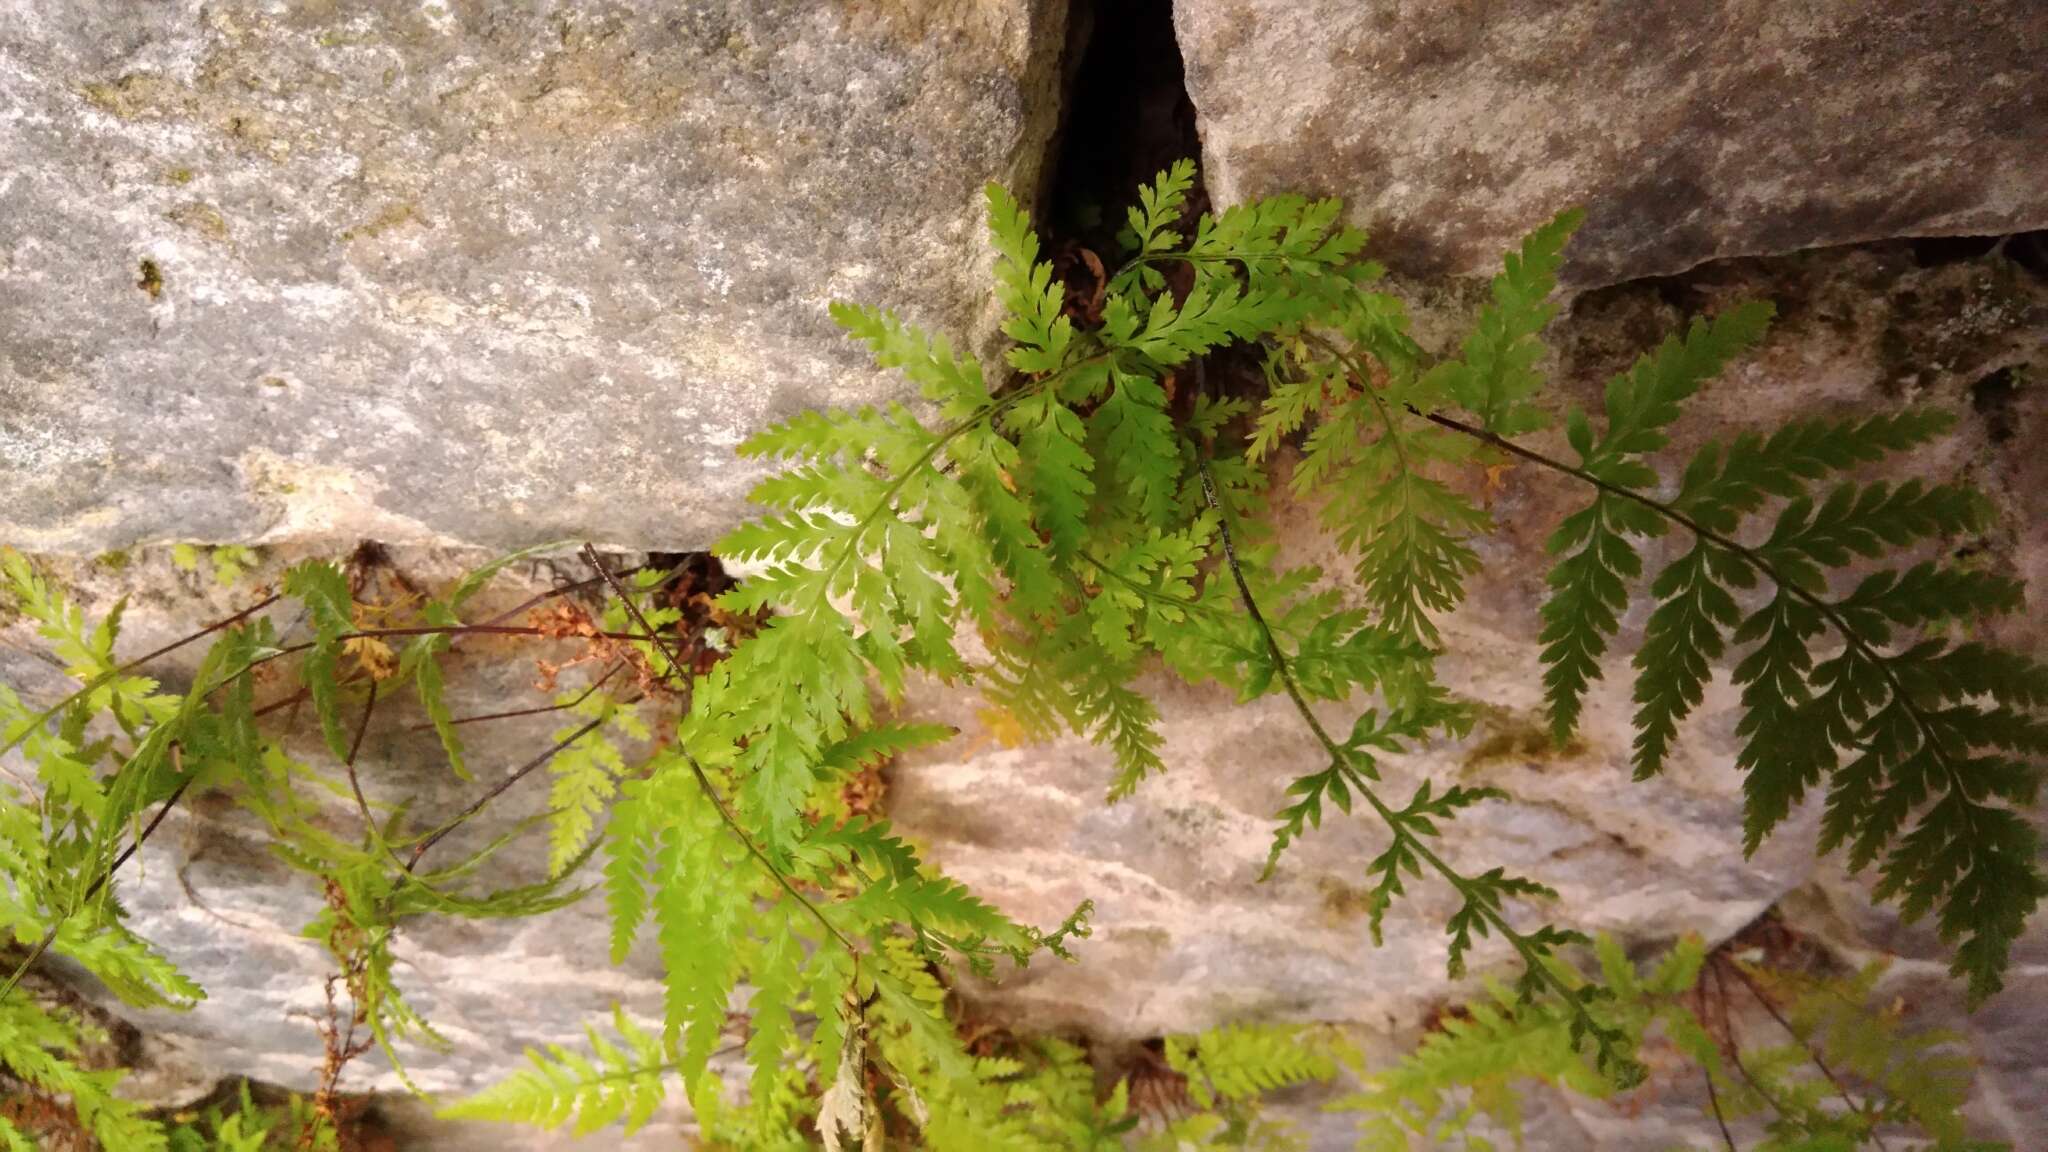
xmin=1340 ymin=933 xmax=2004 ymax=1151
xmin=1 ymin=157 xmax=2040 ymax=1149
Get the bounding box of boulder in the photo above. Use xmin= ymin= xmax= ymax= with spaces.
xmin=1172 ymin=1 xmax=2048 ymax=285
xmin=0 ymin=0 xmax=1068 ymax=553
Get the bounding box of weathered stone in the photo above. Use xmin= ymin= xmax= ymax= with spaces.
xmin=0 ymin=0 xmax=1068 ymax=553
xmin=887 ymin=237 xmax=2048 ymax=1146
xmin=1173 ymin=1 xmax=2048 ymax=285
xmin=4 ymin=4 xmax=2047 ymax=1142
xmin=1 ymin=548 xmax=708 ymax=1148
xmin=4 ymin=236 xmax=2042 ymax=1148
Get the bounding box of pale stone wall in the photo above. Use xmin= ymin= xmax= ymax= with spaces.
xmin=3 ymin=2 xmax=2044 ymax=1147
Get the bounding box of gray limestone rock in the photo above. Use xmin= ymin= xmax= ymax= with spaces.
xmin=0 ymin=0 xmax=1068 ymax=553
xmin=1173 ymin=1 xmax=2048 ymax=285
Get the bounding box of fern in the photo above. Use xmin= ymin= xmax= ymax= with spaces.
xmin=1167 ymin=1022 xmax=1337 ymax=1109
xmin=441 ymin=1007 xmax=671 ymax=1134
xmin=1525 ymin=294 xmax=2040 ymax=1000
xmin=281 ymin=561 xmax=358 ymax=762
xmin=1736 ymin=959 xmax=1987 ymax=1148
xmin=1338 ymin=935 xmax=1698 ymax=1152
xmin=2 ymin=160 xmax=2041 ymax=1151
xmin=544 ymin=689 xmax=643 ymax=877
xmin=0 ymin=995 xmax=169 ymax=1151
xmin=1420 ymin=208 xmax=1583 ymax=437
xmin=1538 ymin=300 xmax=1777 ymax=743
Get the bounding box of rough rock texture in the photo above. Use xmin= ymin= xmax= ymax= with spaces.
xmin=5 ymin=238 xmax=2040 ymax=1148
xmin=1 ymin=550 xmax=695 ymax=1151
xmin=5 ymin=4 xmax=2048 ymax=1148
xmin=1172 ymin=1 xmax=2048 ymax=285
xmin=0 ymin=0 xmax=1067 ymax=553
xmin=888 ymin=237 xmax=2048 ymax=1146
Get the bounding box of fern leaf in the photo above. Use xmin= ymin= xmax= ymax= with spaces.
xmin=1165 ymin=1023 xmax=1336 ymax=1110
xmin=440 ymin=1007 xmax=671 ymax=1134
xmin=827 ymin=303 xmax=995 ymax=419
xmin=652 ymin=779 xmax=752 ymax=1087
xmin=986 ymin=183 xmax=1073 ymax=375
xmin=1673 ymin=408 xmax=1957 ymax=531
xmin=1629 ymin=542 xmax=1745 ymax=777
xmin=1089 ymin=365 xmax=1179 ymax=525
xmin=1002 ymin=390 xmax=1094 ymax=559
xmin=819 ymin=724 xmax=955 ymax=775
xmin=281 ymin=562 xmax=356 ymax=761
xmin=1759 ymin=479 xmax=1988 ymax=590
xmin=1117 ymin=159 xmax=1196 ymax=274
xmin=1539 ymin=302 xmax=1773 ymax=739
xmin=1579 ymin=301 xmax=1776 ymax=479
xmin=1538 ymin=494 xmax=1659 ymax=742
xmin=0 ymin=996 xmax=169 ymax=1151
xmin=408 ymin=636 xmax=468 ymax=781
xmin=601 ymin=777 xmax=654 ymax=966
xmin=1427 ymin=207 xmax=1583 ymax=436
xmin=546 ymin=706 xmax=631 ymax=878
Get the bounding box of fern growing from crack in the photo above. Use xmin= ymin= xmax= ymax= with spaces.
xmin=0 ymin=155 xmax=2039 ymax=1148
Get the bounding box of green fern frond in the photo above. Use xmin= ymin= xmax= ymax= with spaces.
xmin=0 ymin=996 xmax=169 ymax=1151
xmin=440 ymin=1006 xmax=671 ymax=1135
xmin=1089 ymin=365 xmax=1181 ymax=526
xmin=1425 ymin=207 xmax=1583 ymax=436
xmin=545 ymin=691 xmax=644 ymax=877
xmin=1524 ymin=285 xmax=2038 ymax=998
xmin=1539 ymin=301 xmax=1775 ymax=742
xmin=1002 ymin=389 xmax=1095 ymax=559
xmin=1166 ymin=1022 xmax=1337 ymax=1110
xmin=1672 ymin=408 xmax=1958 ymax=532
xmin=650 ymin=774 xmax=754 ymax=1088
xmin=1339 ymin=936 xmax=1701 ymax=1152
xmin=1113 ymin=158 xmax=1196 ymax=290
xmin=281 ymin=562 xmax=357 ymax=762
xmin=601 ymin=776 xmax=653 ymax=965
xmin=987 ymin=183 xmax=1075 ymax=376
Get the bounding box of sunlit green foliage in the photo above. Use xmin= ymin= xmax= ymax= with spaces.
xmin=1 ymin=156 xmax=2037 ymax=1149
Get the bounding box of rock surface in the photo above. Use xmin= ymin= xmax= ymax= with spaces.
xmin=888 ymin=236 xmax=2048 ymax=1145
xmin=0 ymin=0 xmax=1067 ymax=553
xmin=2 ymin=549 xmax=696 ymax=1150
xmin=5 ymin=236 xmax=2041 ymax=1148
xmin=4 ymin=3 xmax=2048 ymax=1148
xmin=1173 ymin=0 xmax=2048 ymax=285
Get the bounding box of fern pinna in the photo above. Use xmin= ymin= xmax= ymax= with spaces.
xmin=0 ymin=157 xmax=2039 ymax=1148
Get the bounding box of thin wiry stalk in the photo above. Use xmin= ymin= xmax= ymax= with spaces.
xmin=1195 ymin=454 xmax=1630 ymax=1080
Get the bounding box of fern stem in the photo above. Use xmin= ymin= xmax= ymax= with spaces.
xmin=1724 ymin=961 xmax=1890 ymax=1149
xmin=470 ymin=564 xmax=655 ymax=630
xmin=409 ymin=661 xmax=625 ymax=732
xmin=402 ymin=707 xmax=623 ymax=870
xmin=1700 ymin=1059 xmax=1740 ymax=1152
xmin=579 ymin=546 xmax=860 ymax=959
xmin=1707 ymin=959 xmax=1801 ymax=1127
xmin=341 ymin=680 xmax=382 ymax=835
xmin=1194 ymin=455 xmax=1622 ymax=1077
xmin=1724 ymin=961 xmax=1891 ymax=1150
